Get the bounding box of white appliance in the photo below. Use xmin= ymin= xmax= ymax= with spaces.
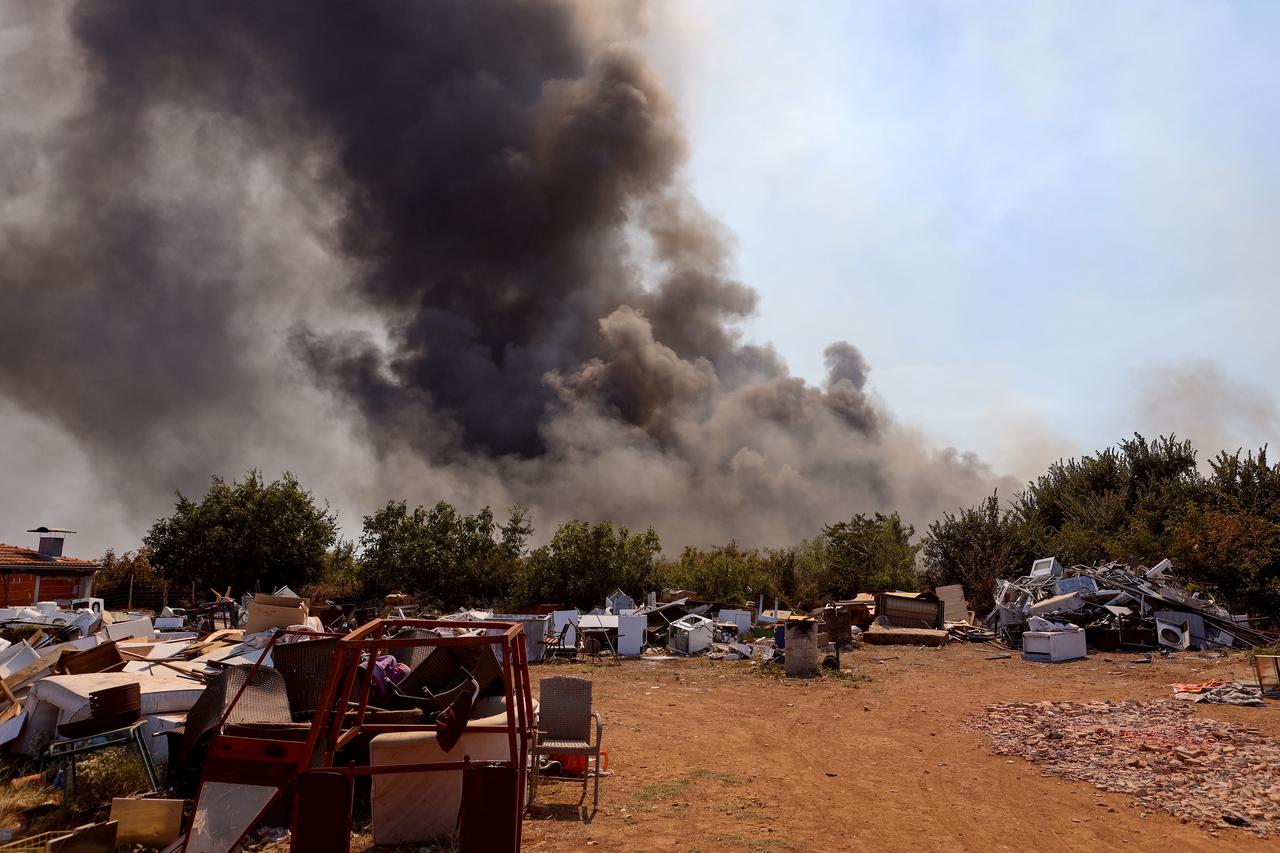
xmin=669 ymin=614 xmax=714 ymax=656
xmin=1021 ymin=629 xmax=1087 ymax=663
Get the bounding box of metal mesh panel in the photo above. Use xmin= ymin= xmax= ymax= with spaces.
xmin=271 ymin=636 xmax=340 ymax=717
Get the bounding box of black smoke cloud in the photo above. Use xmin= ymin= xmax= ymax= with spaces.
xmin=0 ymin=0 xmax=1009 ymax=551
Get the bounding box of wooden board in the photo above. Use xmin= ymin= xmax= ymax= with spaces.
xmin=935 ymin=584 xmax=969 ymax=624
xmin=109 ymin=798 xmax=184 ymax=847
xmin=1 ymin=648 xmax=64 ymax=694
xmin=45 ymin=821 xmax=117 ymax=853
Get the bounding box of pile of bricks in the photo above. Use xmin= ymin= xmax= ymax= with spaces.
xmin=968 ymin=699 xmax=1280 ymax=835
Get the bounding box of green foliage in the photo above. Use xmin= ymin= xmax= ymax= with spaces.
xmin=655 ymin=542 xmax=773 ymax=604
xmin=923 ymin=434 xmax=1280 ymax=619
xmin=819 ymin=512 xmax=921 ymax=597
xmin=922 ymin=491 xmax=1032 ymax=603
xmin=144 ymin=470 xmax=337 ymax=598
xmin=358 ymin=502 xmax=530 ymax=608
xmin=512 ymin=520 xmax=660 ymax=609
xmin=96 ymin=547 xmax=159 ymax=587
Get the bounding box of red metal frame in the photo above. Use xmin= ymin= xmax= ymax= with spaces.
xmin=184 ymin=618 xmax=536 ymax=852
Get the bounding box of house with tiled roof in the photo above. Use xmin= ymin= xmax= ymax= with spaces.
xmin=0 ymin=528 xmax=99 ymax=607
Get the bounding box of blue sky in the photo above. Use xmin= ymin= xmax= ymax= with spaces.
xmin=645 ymin=0 xmax=1280 ymax=478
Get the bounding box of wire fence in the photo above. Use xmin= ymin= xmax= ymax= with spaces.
xmin=93 ymin=576 xmax=171 ymax=612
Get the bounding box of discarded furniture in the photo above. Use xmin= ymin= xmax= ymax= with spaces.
xmin=290 ymin=772 xmax=353 ymax=853
xmin=166 ymin=664 xmax=293 ymax=796
xmin=44 ymin=820 xmax=118 ymax=852
xmin=669 ymin=614 xmax=713 ymax=655
xmin=861 ymin=620 xmax=948 ymax=647
xmin=934 ymin=585 xmax=969 ymax=623
xmin=578 ymin=612 xmax=644 ymax=658
xmin=530 ymin=676 xmax=604 ymax=812
xmin=110 ymin=797 xmax=183 ymax=849
xmin=1255 ymin=655 xmax=1280 ymax=696
xmin=875 ymin=593 xmax=944 ymax=630
xmin=579 ymin=627 xmax=619 ymax=664
xmin=389 ymin=641 xmax=503 ymax=712
xmin=541 ymin=622 xmax=577 ymax=663
xmin=459 ymin=761 xmax=520 ymax=853
xmin=179 ymin=620 xmax=534 ymax=853
xmin=44 ymin=720 xmax=161 ymax=809
xmin=369 ymin=696 xmax=529 ymax=843
xmin=270 ymin=635 xmax=341 ymax=718
xmin=17 ymin=671 xmax=204 ymax=759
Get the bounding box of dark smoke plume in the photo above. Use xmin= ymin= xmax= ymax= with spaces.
xmin=0 ymin=0 xmax=1009 ymax=550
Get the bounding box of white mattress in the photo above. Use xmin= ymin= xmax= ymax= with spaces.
xmin=14 ymin=672 xmax=205 ymax=756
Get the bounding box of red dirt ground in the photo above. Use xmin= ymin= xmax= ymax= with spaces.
xmin=518 ymin=646 xmax=1279 ymax=853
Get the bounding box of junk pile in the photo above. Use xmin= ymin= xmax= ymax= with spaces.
xmin=0 ymin=585 xmax=537 ymax=852
xmin=990 ymin=557 xmax=1273 ymax=654
xmin=970 ymin=700 xmax=1280 ymax=836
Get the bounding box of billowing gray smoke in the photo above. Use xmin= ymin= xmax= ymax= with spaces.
xmin=0 ymin=0 xmax=1009 ymax=551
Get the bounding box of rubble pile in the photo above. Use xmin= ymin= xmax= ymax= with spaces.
xmin=990 ymin=557 xmax=1273 ymax=651
xmin=970 ymin=700 xmax=1280 ymax=835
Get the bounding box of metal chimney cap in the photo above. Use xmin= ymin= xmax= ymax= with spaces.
xmin=27 ymin=527 xmax=76 ymax=533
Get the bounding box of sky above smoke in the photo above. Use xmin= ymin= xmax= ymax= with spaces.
xmin=2 ymin=1 xmax=1273 ymax=557
xmin=643 ymin=0 xmax=1280 ymax=477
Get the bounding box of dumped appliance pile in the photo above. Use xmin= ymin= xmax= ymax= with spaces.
xmin=990 ymin=557 xmax=1272 ymax=652
xmin=969 ymin=700 xmax=1280 ymax=836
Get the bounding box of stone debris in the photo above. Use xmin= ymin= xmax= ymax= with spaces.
xmin=969 ymin=699 xmax=1280 ymax=836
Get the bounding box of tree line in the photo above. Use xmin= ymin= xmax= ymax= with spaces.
xmin=117 ymin=434 xmax=1279 ymax=619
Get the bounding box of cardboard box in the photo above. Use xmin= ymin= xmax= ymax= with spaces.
xmin=244 ymin=594 xmax=308 ymax=635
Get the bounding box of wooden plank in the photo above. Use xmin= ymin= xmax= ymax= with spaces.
xmin=935 ymin=584 xmax=969 ymax=624
xmin=109 ymin=798 xmax=184 ymax=847
xmin=44 ymin=821 xmax=117 ymax=853
xmin=1 ymin=648 xmax=64 ymax=694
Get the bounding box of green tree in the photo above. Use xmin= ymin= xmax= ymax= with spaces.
xmin=358 ymin=502 xmax=529 ymax=608
xmin=513 ymin=520 xmax=660 ymax=609
xmin=922 ymin=491 xmax=1033 ymax=606
xmin=145 ymin=471 xmax=337 ymax=599
xmin=655 ymin=542 xmax=772 ymax=604
xmin=820 ymin=512 xmax=920 ymax=598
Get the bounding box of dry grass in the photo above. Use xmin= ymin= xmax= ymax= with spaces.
xmin=70 ymin=746 xmax=156 ymax=810
xmin=0 ymin=779 xmax=62 ymax=837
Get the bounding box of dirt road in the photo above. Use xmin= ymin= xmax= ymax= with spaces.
xmin=521 ymin=646 xmax=1278 ymax=852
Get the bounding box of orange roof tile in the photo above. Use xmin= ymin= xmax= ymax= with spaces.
xmin=0 ymin=543 xmax=99 ymax=571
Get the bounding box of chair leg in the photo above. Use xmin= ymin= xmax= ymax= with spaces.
xmin=592 ymin=747 xmax=601 ymax=811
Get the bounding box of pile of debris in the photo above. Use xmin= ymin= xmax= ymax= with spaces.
xmin=990 ymin=557 xmax=1273 ymax=654
xmin=0 ymin=584 xmax=540 ymax=851
xmin=969 ymin=700 xmax=1280 ymax=835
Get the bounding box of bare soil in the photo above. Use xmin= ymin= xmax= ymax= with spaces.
xmin=519 ymin=646 xmax=1279 ymax=853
